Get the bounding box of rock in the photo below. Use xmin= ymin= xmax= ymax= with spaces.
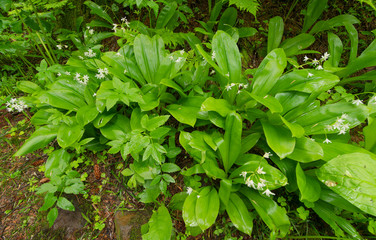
xmin=115 ymin=210 xmax=152 ymax=240
xmin=52 ymin=208 xmax=86 ymax=239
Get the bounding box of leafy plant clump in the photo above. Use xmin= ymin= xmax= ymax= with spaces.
xmin=3 ymin=0 xmax=376 ymax=239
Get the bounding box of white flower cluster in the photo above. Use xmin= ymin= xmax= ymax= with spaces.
xmin=325 ymin=113 xmax=350 ymax=135
xmin=87 ymin=26 xmax=95 ymax=35
xmin=84 ymin=48 xmax=96 ymax=58
xmin=74 ymin=73 xmax=90 ymax=85
xmin=121 ymin=17 xmax=130 ymax=27
xmin=168 ymin=50 xmax=185 ymax=63
xmin=6 ymin=98 xmax=28 ymax=113
xmin=225 ymin=83 xmax=249 ymax=93
xmin=95 ymin=68 xmax=109 ymax=79
xmin=240 ymin=166 xmax=275 ymax=197
xmin=303 ymin=52 xmax=330 ymax=70
xmin=56 ymin=44 xmax=68 ymax=50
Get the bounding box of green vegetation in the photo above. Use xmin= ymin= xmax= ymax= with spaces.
xmin=1 ymin=0 xmax=376 ymax=239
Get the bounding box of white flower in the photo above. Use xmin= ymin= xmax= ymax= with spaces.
xmin=257 ymin=182 xmax=266 ymax=190
xmin=263 ymin=152 xmax=272 ymax=158
xmin=307 ymin=73 xmax=313 ymax=78
xmin=225 ymin=72 xmax=229 ymax=77
xmin=57 ymin=72 xmax=61 ymax=77
xmin=74 ymin=73 xmax=81 ymax=80
xmin=325 ymin=125 xmax=333 ymax=131
xmin=93 ymin=93 xmax=97 ymax=97
xmin=321 ymin=52 xmax=330 ymax=61
xmin=312 ymin=58 xmax=319 ymax=66
xmin=121 ymin=17 xmax=127 ymax=22
xmin=338 ymin=129 xmax=347 ymax=135
xmin=64 ymin=45 xmax=68 ymax=49
xmin=262 ymin=189 xmax=275 ymax=197
xmin=84 ymin=49 xmax=96 ymax=58
xmin=113 ymin=23 xmax=118 ymax=32
xmin=79 ymin=56 xmax=84 ymax=60
xmin=116 ymin=52 xmax=121 ymax=56
xmin=352 ymin=99 xmax=363 ymax=106
xmin=56 ymin=44 xmax=62 ymax=50
xmin=82 ymin=75 xmax=89 ymax=82
xmin=210 ymin=70 xmax=215 ymax=75
xmin=187 ymin=187 xmax=193 ymax=195
xmin=65 ymin=71 xmax=71 ymax=75
xmin=103 ymin=68 xmax=109 ymax=75
xmin=95 ymin=73 xmax=105 ymax=79
xmin=303 ymin=56 xmax=309 ymax=62
xmin=323 ymin=138 xmax=332 ymax=144
xmin=211 ymin=51 xmax=216 ymax=60
xmin=6 ymin=98 xmax=28 ymax=112
xmin=169 ymin=55 xmax=174 ymax=60
xmin=244 ymin=84 xmax=249 ymax=88
xmin=240 ymin=171 xmax=247 ymax=179
xmin=124 ymin=69 xmax=127 ymax=74
xmin=341 ymin=113 xmax=348 ymax=119
xmin=259 ymin=178 xmax=267 ymax=184
xmin=245 ymin=178 xmax=256 ymax=189
xmin=175 ymin=57 xmax=183 ymax=63
xmin=180 ymin=50 xmax=185 ymax=55
xmin=316 ymin=65 xmax=323 ymax=70
xmin=256 ymin=167 xmax=266 ymax=175
xmin=225 ymin=85 xmax=232 ymax=91
xmin=197 ymin=195 xmax=200 ymax=198
xmin=89 ymin=29 xmax=94 ymax=35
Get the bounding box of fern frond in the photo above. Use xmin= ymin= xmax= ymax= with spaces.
xmin=229 ymin=0 xmax=259 ymax=17
xmin=152 ymin=28 xmax=184 ymax=48
xmin=44 ymin=0 xmax=69 ymax=10
xmin=116 ymin=28 xmax=140 ymax=46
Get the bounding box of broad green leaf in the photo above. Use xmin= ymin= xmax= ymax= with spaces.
xmin=166 ymin=96 xmax=205 ymax=127
xmin=327 ymin=32 xmax=343 ymax=67
xmin=226 ymin=193 xmax=253 ymax=235
xmin=57 ymin=197 xmax=75 ymax=211
xmin=36 ymin=183 xmax=58 ymax=194
xmin=293 ymin=102 xmax=369 ymax=135
xmin=218 ymin=7 xmax=237 ymax=32
xmin=134 ymin=35 xmax=165 ymax=84
xmin=182 ymin=191 xmax=199 ymax=227
xmin=320 ymin=188 xmax=361 ymax=213
xmin=76 ymin=105 xmax=99 ymax=126
xmin=317 ymin=153 xmax=376 ymax=216
xmin=39 ymin=90 xmax=85 ymax=111
xmin=261 ymin=120 xmax=295 ymax=159
xmin=141 ymin=114 xmax=170 ymax=132
xmin=267 ymin=16 xmax=284 ymax=54
xmin=219 ymin=179 xmax=232 ymax=207
xmin=142 ymin=205 xmax=172 ymax=240
xmin=364 ymin=120 xmax=376 ymax=154
xmin=344 ymin=22 xmax=358 ymax=63
xmin=242 ymin=188 xmax=290 ymax=238
xmin=202 ymin=158 xmax=227 ymax=179
xmin=319 ymin=142 xmax=376 ymax=161
xmin=57 ymin=123 xmax=84 ymax=148
xmin=84 ymin=1 xmax=113 ymax=24
xmin=161 ymin=163 xmax=181 ymax=173
xmin=40 ymin=193 xmax=57 ymax=212
xmin=47 ymin=207 xmax=58 ymax=227
xmin=169 ymin=192 xmax=188 ymax=211
xmin=302 ymin=0 xmax=328 ymax=33
xmin=219 ymin=112 xmax=242 ymax=173
xmin=93 ymin=111 xmax=116 ymax=128
xmin=275 ymin=92 xmax=309 ymax=115
xmin=45 ymin=149 xmax=73 ymax=177
xmin=252 ymin=48 xmax=286 ymax=96
xmin=155 ymin=2 xmax=177 ymax=29
xmin=212 ymin=31 xmax=242 ymax=86
xmin=14 ymin=125 xmax=58 ymax=156
xmin=196 ymin=187 xmax=220 ymax=231
xmin=17 ymin=81 xmax=41 ymax=94
xmin=288 ymin=137 xmax=323 ymax=162
xmin=201 ymin=97 xmax=233 ymax=117
xmin=100 ymin=115 xmax=130 ymax=140
xmin=249 ymin=92 xmax=283 ymax=113
xmin=280 ymin=34 xmax=315 ymax=57
xmin=271 ymin=70 xmax=339 ymax=94
xmin=310 ymin=14 xmax=360 ymax=34
xmin=296 ymin=163 xmax=321 ymax=202
xmin=280 ymin=116 xmax=305 ymax=138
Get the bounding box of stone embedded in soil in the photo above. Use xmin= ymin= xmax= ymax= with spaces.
xmin=52 ymin=208 xmax=86 ymax=239
xmin=114 ymin=210 xmax=152 ymax=240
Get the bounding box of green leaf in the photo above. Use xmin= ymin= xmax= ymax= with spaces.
xmin=84 ymin=1 xmax=113 ymax=24
xmin=166 ymin=104 xmax=198 ymax=127
xmin=57 ymin=123 xmax=84 ymax=148
xmin=252 ymin=48 xmax=287 ymax=96
xmin=0 ymin=0 xmax=11 ymax=11
xmin=45 ymin=149 xmax=73 ymax=177
xmin=57 ymin=197 xmax=75 ymax=211
xmin=219 ymin=179 xmax=232 ymax=207
xmin=280 ymin=116 xmax=305 ymax=138
xmin=241 ymin=188 xmax=290 ymax=238
xmin=141 ymin=115 xmax=170 ymax=132
xmin=155 ymin=2 xmax=177 ymax=29
xmin=161 ymin=163 xmax=181 ymax=173
xmin=344 ymin=22 xmax=358 ymax=63
xmin=169 ymin=192 xmax=188 ymax=211
xmin=326 ymin=32 xmax=343 ymax=67
xmin=310 ymin=14 xmax=360 ymax=34
xmin=302 ymin=0 xmax=328 ymax=33
xmin=261 ymin=120 xmax=295 ymax=159
xmin=201 ymin=97 xmax=233 ymax=117
xmin=226 ymin=193 xmax=253 ymax=235
xmin=17 ymin=81 xmax=41 ymax=94
xmin=296 ymin=163 xmax=321 ymax=202
xmin=280 ymin=34 xmax=315 ymax=57
xmin=76 ymin=105 xmax=99 ymax=126
xmin=47 ymin=207 xmax=58 ymax=227
xmin=319 ymin=142 xmax=376 ymax=161
xmin=40 ymin=193 xmax=57 ymax=212
xmin=142 ymin=205 xmax=172 ymax=240
xmin=14 ymin=125 xmax=58 ymax=156
xmin=183 ymin=191 xmax=199 ymax=227
xmin=364 ymin=120 xmax=376 ymax=154
xmin=249 ymin=92 xmax=283 ymax=113
xmin=317 ymin=153 xmax=376 ymax=216
xmin=241 ymin=133 xmax=261 ymax=154
xmin=267 ymin=16 xmax=284 ymax=54
xmin=196 ymin=187 xmax=220 ymax=231
xmin=219 ymin=112 xmax=242 ymax=173
xmin=288 ymin=137 xmax=323 ymax=162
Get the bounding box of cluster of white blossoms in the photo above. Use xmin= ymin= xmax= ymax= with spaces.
xmin=112 ymin=17 xmax=130 ymax=33
xmin=323 ymin=114 xmax=351 ymax=144
xmin=186 ymin=187 xmax=201 ymax=198
xmin=56 ymin=44 xmax=68 ymax=50
xmin=87 ymin=26 xmax=95 ymax=35
xmin=84 ymin=48 xmax=96 ymax=58
xmin=303 ymin=52 xmax=330 ymax=71
xmin=6 ymin=98 xmax=28 ymax=113
xmin=224 ymin=83 xmax=249 ymax=93
xmin=74 ymin=73 xmax=90 ymax=85
xmin=168 ymin=50 xmax=185 ymax=63
xmin=211 ymin=51 xmax=216 ymax=61
xmin=240 ymin=166 xmax=275 ymax=197
xmin=95 ymin=68 xmax=109 ymax=79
